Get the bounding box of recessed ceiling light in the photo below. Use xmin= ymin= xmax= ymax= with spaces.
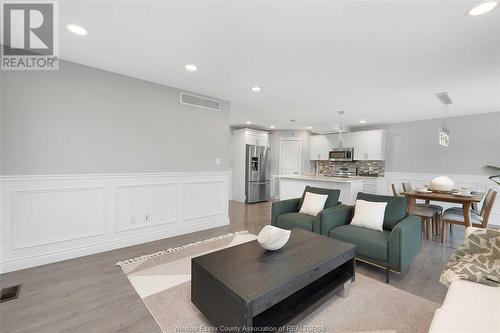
xmin=185 ymin=64 xmax=198 ymax=72
xmin=251 ymin=86 xmax=262 ymax=92
xmin=67 ymin=24 xmax=87 ymax=36
xmin=360 ymin=120 xmax=367 ymax=124
xmin=270 ymin=125 xmax=275 ymax=129
xmin=468 ymin=1 xmax=498 ymax=16
xmin=246 ymin=121 xmax=252 ymax=125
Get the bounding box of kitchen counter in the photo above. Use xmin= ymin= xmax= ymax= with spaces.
xmin=278 ymin=174 xmax=366 ymax=204
xmin=278 ymin=174 xmax=370 ymax=183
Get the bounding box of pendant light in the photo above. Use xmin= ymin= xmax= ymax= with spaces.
xmin=290 ymin=119 xmax=296 ymax=137
xmin=337 ymin=111 xmax=344 ymax=147
xmin=436 ymin=92 xmax=452 ymax=147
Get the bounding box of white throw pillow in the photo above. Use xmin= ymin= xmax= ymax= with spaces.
xmin=350 ymin=199 xmax=388 ymax=232
xmin=299 ymin=192 xmax=328 ymax=216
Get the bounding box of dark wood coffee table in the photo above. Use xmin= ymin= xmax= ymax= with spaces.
xmin=191 ymin=228 xmax=355 ymax=330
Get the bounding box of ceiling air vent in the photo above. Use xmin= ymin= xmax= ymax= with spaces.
xmin=180 ymin=92 xmax=221 ymax=111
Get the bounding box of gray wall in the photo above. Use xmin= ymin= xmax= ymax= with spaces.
xmin=0 ymin=61 xmax=231 ymax=175
xmin=356 ymin=112 xmax=500 ymax=175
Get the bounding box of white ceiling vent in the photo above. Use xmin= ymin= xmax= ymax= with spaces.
xmin=180 ymin=92 xmax=221 ymax=111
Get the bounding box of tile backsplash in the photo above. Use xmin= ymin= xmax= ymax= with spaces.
xmin=315 ymin=160 xmax=385 ymax=176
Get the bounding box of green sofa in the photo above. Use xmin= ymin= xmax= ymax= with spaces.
xmin=322 ymin=193 xmax=422 ymax=282
xmin=271 ymin=186 xmax=341 ymax=233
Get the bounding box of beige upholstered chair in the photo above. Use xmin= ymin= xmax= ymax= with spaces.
xmin=402 ymin=182 xmax=443 ymax=237
xmin=392 ymin=183 xmax=441 ymax=240
xmin=441 ymin=189 xmax=497 ymax=243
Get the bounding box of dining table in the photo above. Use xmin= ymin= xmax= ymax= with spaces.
xmin=402 ymin=190 xmax=485 ymax=228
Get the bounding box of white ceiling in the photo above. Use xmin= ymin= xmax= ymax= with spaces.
xmin=59 ymin=1 xmax=500 ymax=132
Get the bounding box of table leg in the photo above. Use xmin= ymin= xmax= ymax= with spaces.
xmin=426 ymin=218 xmax=432 ymax=240
xmin=462 ymin=202 xmax=472 ymax=228
xmin=408 ymin=197 xmax=416 ymax=213
xmin=441 ymin=217 xmax=447 ymax=243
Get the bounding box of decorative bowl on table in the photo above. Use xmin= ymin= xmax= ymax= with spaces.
xmin=258 ymin=225 xmax=291 ymax=251
xmin=430 ymin=176 xmax=455 ymax=192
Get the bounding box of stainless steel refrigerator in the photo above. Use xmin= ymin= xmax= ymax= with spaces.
xmin=245 ymin=145 xmax=271 ymax=203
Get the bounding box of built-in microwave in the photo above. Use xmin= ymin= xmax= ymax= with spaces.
xmin=329 ymin=148 xmax=354 ymax=161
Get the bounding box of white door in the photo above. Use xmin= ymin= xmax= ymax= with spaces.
xmin=280 ymin=139 xmax=301 ymax=175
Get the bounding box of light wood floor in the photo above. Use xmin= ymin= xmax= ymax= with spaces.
xmin=0 ymin=200 xmax=466 ymax=333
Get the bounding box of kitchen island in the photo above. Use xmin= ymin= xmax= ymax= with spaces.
xmin=279 ymin=174 xmax=366 ymax=205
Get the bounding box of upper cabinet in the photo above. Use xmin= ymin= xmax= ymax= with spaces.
xmin=364 ymin=130 xmax=385 ymax=160
xmin=309 ymin=129 xmax=385 ymax=161
xmin=310 ymin=135 xmax=330 ymax=160
xmin=244 ymin=130 xmax=269 ymax=147
xmin=352 ymin=129 xmax=385 ymax=160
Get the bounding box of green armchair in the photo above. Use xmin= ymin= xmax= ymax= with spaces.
xmin=322 ymin=193 xmax=422 ymax=283
xmin=271 ymin=186 xmax=341 ymax=233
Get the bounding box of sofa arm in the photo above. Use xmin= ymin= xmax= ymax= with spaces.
xmin=271 ymin=198 xmax=301 ymax=226
xmin=318 ymin=205 xmax=353 ymax=236
xmin=388 ymin=214 xmax=422 ymax=271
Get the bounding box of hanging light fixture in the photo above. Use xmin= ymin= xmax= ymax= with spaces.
xmin=290 ymin=119 xmax=296 ymax=137
xmin=436 ymin=92 xmax=452 ymax=147
xmin=337 ymin=111 xmax=345 ymax=147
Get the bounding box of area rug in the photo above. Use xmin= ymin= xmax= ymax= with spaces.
xmin=117 ymin=231 xmax=439 ymax=333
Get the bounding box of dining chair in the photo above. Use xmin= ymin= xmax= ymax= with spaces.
xmin=391 ymin=183 xmax=403 ymax=197
xmin=402 ymin=182 xmax=444 ymax=238
xmin=440 ymin=189 xmax=497 ymax=243
xmin=392 ymin=183 xmax=435 ymax=240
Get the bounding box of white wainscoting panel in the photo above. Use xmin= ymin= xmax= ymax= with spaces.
xmin=383 ymin=172 xmax=500 ymax=226
xmin=0 ymin=171 xmax=231 ymax=273
xmin=183 ymin=181 xmax=225 ymax=221
xmin=12 ymin=187 xmax=107 ymax=249
xmin=116 ymin=183 xmax=177 ymax=232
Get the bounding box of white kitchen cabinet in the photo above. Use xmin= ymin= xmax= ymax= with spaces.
xmin=353 ymin=133 xmax=366 ymax=160
xmin=258 ymin=134 xmax=270 ymax=146
xmin=244 ymin=130 xmax=269 ymax=147
xmin=329 ymin=132 xmax=353 ymax=149
xmin=365 ymin=130 xmax=385 ymax=160
xmin=361 ymin=177 xmax=385 ymax=194
xmin=340 ymin=132 xmax=354 ymax=149
xmin=329 ymin=133 xmax=339 ymax=148
xmin=362 ymin=178 xmax=379 ymax=194
xmin=311 ymin=130 xmax=385 ymax=161
xmin=309 ymin=135 xmax=330 ymax=160
xmin=350 ymin=130 xmax=385 ymax=161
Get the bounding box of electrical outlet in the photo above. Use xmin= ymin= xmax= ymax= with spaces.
xmin=215 ymin=158 xmax=221 ymax=166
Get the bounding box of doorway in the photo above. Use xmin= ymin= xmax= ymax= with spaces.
xmin=279 ymin=138 xmax=301 ymax=175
